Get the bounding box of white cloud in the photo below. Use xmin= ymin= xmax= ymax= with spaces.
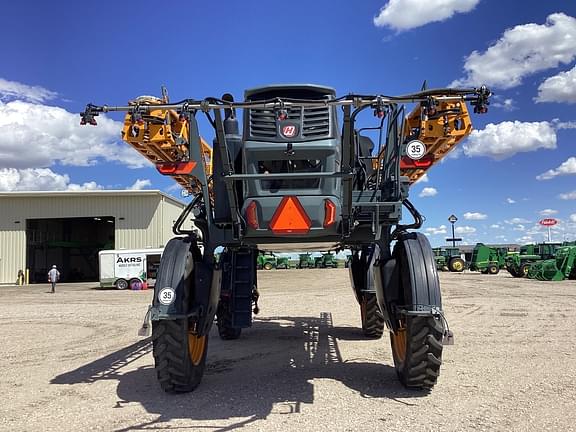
xmin=373 ymin=0 xmax=479 ymax=31
xmin=492 ymin=98 xmax=516 ymax=111
xmin=463 ymin=121 xmax=557 ymax=160
xmin=165 ymin=183 xmax=183 ymax=192
xmin=415 ymin=173 xmax=429 ymax=184
xmin=570 ymin=214 xmax=576 ymax=223
xmin=506 ymin=198 xmax=516 ymax=204
xmin=490 ymin=224 xmax=501 ymax=229
xmin=536 ymin=65 xmax=576 ymax=104
xmin=505 ymin=218 xmax=531 ymax=224
xmin=559 ymin=190 xmax=576 ymax=200
xmin=539 ymin=209 xmax=558 ymax=216
xmin=419 ymin=187 xmax=438 ymax=197
xmin=425 ymin=225 xmax=447 ymax=235
xmin=464 ymin=212 xmax=487 ymax=220
xmin=127 ymin=179 xmax=152 ymax=190
xmin=67 ymin=181 xmax=103 ymax=191
xmin=0 ymin=168 xmax=103 ymax=191
xmin=451 ymin=13 xmax=576 ymax=89
xmin=526 ymin=227 xmax=543 ymax=236
xmin=0 ymin=77 xmax=58 ymax=103
xmin=536 ymin=157 xmax=576 ymax=180
xmin=455 ymin=226 xmax=476 ymax=234
xmin=0 ymin=99 xmax=147 ymax=169
xmin=513 ymin=224 xmax=526 ymax=232
xmin=516 ymin=235 xmax=535 ymax=243
xmin=554 ymin=120 xmax=576 ymax=130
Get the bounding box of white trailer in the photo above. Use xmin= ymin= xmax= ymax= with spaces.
xmin=98 ymin=248 xmax=163 ymax=289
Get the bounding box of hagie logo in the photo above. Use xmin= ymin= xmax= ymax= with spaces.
xmin=282 ymin=125 xmax=297 ymax=138
xmin=117 ymin=256 xmax=143 ymax=264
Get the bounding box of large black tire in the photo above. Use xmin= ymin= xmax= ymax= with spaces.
xmin=152 ymin=237 xmax=208 ymax=393
xmin=448 ymin=257 xmax=465 ymax=273
xmin=487 ymin=264 xmax=499 ymax=275
xmin=263 ymin=262 xmax=273 ymax=270
xmin=508 ymin=267 xmax=520 ymax=277
xmin=360 ymin=293 xmax=384 ymax=338
xmin=216 ymin=302 xmax=242 ymax=340
xmin=520 ymin=264 xmax=530 ymax=277
xmin=390 ymin=233 xmax=444 ymax=389
xmin=152 ymin=320 xmax=208 ymax=393
xmin=390 ymin=315 xmax=444 ymax=389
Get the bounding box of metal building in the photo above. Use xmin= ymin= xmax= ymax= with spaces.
xmin=0 ymin=190 xmax=185 ymax=284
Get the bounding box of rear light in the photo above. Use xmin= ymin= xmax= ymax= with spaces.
xmin=400 ymin=156 xmax=434 ymax=169
xmin=269 ymin=196 xmax=311 ymax=235
xmin=324 ymin=199 xmax=336 ymax=228
xmin=156 ymin=161 xmax=197 ymax=175
xmin=246 ymin=201 xmax=259 ymax=229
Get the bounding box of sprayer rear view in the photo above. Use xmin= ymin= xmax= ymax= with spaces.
xmin=81 ymin=83 xmax=490 ymax=392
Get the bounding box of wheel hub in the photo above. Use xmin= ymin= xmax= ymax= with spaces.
xmin=391 ymin=325 xmax=407 ymax=362
xmin=188 ymin=331 xmax=206 ymax=366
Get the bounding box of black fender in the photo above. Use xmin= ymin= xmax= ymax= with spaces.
xmin=374 ymin=232 xmax=442 ymax=331
xmin=348 ymin=246 xmax=374 ymax=304
xmin=393 ymin=232 xmax=442 ymax=311
xmin=151 ymin=236 xmax=219 ymax=336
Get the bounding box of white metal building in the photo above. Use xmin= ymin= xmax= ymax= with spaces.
xmin=0 ymin=190 xmax=186 ymax=284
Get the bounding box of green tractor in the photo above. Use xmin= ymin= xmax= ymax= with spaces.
xmin=297 ymin=253 xmax=315 ymax=269
xmin=433 ymin=248 xmax=448 ymax=271
xmin=527 ymin=245 xmax=576 ymax=281
xmin=433 ymin=247 xmax=465 ymax=272
xmin=257 ymin=252 xmax=277 ymax=270
xmin=257 ymin=252 xmax=289 ymax=269
xmin=468 ymin=243 xmax=507 ymax=275
xmin=276 ymin=256 xmax=290 ymax=269
xmin=506 ymin=243 xmax=560 ymax=278
xmin=316 ymin=252 xmax=338 ymax=268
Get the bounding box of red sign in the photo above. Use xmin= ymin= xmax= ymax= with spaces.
xmin=539 ymin=218 xmax=558 ymax=226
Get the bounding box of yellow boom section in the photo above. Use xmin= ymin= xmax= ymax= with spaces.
xmin=400 ymin=99 xmax=473 ymax=184
xmin=120 ymin=96 xmax=212 ymax=194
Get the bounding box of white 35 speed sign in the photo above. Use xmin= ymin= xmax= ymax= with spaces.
xmin=158 ymin=287 xmax=176 ymax=305
xmin=406 ymin=140 xmax=426 ymax=160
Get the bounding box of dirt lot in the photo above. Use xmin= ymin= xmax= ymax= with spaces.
xmin=1 ymin=270 xmax=576 ymax=432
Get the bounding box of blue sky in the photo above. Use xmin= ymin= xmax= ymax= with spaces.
xmin=0 ymin=0 xmax=575 ymax=246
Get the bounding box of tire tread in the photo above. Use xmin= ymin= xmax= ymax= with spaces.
xmin=361 ymin=293 xmax=385 ymax=338
xmin=394 ymin=315 xmax=444 ymax=389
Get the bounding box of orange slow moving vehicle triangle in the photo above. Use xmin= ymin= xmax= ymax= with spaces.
xmin=269 ymin=196 xmax=311 ymax=234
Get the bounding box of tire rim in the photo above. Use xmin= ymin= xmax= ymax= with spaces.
xmin=453 ymin=261 xmax=463 ymax=271
xmin=188 ymin=332 xmax=206 ymax=366
xmin=522 ymin=266 xmax=529 ymax=276
xmin=391 ymin=324 xmax=407 ymax=363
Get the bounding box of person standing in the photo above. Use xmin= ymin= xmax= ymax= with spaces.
xmin=47 ymin=265 xmax=60 ymax=293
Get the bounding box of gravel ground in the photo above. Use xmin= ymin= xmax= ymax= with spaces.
xmin=1 ymin=270 xmax=575 ymax=432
